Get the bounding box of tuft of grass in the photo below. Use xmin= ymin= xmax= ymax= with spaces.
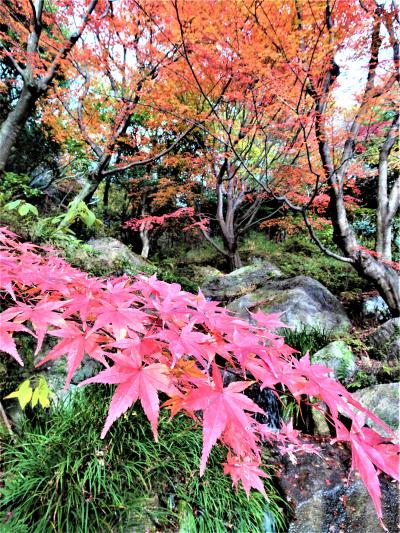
xmin=281 ymin=326 xmax=334 ymax=356
xmin=1 ymin=386 xmax=287 ymax=533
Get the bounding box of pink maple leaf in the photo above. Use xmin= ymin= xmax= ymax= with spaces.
xmin=223 ymin=452 xmax=269 ymax=498
xmin=80 ymin=351 xmax=177 ymax=439
xmin=0 ymin=312 xmax=34 ymax=365
xmin=36 ymin=321 xmax=109 ymax=386
xmin=183 ymin=364 xmax=264 ymax=474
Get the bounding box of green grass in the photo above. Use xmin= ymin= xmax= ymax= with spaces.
xmin=280 ymin=326 xmax=335 ymax=356
xmin=1 ymin=386 xmax=287 ymax=533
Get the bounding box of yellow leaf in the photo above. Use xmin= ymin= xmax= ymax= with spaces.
xmin=32 ymin=377 xmax=52 ymax=408
xmin=4 ymin=379 xmax=32 ymax=409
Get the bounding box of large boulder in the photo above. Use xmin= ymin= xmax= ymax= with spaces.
xmin=276 ymin=440 xmax=399 ymax=533
xmin=227 ymin=276 xmax=351 ymax=333
xmin=190 ymin=265 xmax=222 ymax=286
xmin=85 ymin=237 xmax=150 ymax=275
xmin=352 ymin=383 xmax=399 ymax=436
xmin=201 ymin=261 xmax=282 ymax=302
xmin=311 ymin=341 xmax=356 ymax=380
xmin=367 ymin=318 xmax=400 ymax=362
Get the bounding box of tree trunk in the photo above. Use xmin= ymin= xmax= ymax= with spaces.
xmin=328 ymin=188 xmax=400 ymax=317
xmin=353 ymin=249 xmax=400 ymax=317
xmin=0 ymin=86 xmax=38 ymax=173
xmin=224 ymin=234 xmax=242 ymax=272
xmin=376 ymin=113 xmax=399 ymax=262
xmin=103 ymin=177 xmax=111 ymax=219
xmin=228 ymin=249 xmax=242 ymax=271
xmin=140 ymin=223 xmax=150 ymax=259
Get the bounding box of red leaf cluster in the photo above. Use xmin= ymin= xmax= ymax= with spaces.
xmin=0 ymin=227 xmax=398 ymax=522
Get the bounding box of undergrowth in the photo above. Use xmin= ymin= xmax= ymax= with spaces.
xmin=1 ymin=386 xmax=287 ymax=533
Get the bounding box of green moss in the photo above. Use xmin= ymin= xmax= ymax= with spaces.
xmin=241 ymin=233 xmax=369 ymax=296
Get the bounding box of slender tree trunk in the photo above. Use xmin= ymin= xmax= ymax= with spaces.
xmin=103 ymin=177 xmax=111 ymax=219
xmin=140 ymin=223 xmax=150 ymax=259
xmin=0 ymin=86 xmax=38 ymax=173
xmin=224 ymin=235 xmax=242 ymax=272
xmin=327 ymin=184 xmax=400 ymax=316
xmin=376 ymin=113 xmax=399 ymax=261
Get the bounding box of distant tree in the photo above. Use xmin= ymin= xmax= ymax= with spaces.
xmin=0 ymin=0 xmax=102 ymax=173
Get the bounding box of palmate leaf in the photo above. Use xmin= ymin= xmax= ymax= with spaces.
xmin=5 ymin=379 xmax=32 ymax=409
xmin=183 ymin=364 xmax=263 ymax=475
xmin=0 ymin=312 xmax=34 ymax=366
xmin=80 ymin=351 xmax=178 ymax=440
xmin=36 ymin=321 xmax=109 ymax=387
xmin=31 ymin=377 xmax=52 ymax=408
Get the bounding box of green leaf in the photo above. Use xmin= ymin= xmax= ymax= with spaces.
xmin=4 ymin=199 xmax=21 ymax=210
xmin=17 ymin=202 xmax=39 ymax=217
xmin=5 ymin=379 xmax=33 ymax=409
xmin=28 ymin=204 xmax=39 ymax=216
xmin=82 ymin=210 xmax=96 ymax=228
xmin=18 ymin=203 xmax=30 ymax=216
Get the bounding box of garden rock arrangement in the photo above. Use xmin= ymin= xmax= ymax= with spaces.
xmin=201 ymin=261 xmax=282 ymax=301
xmin=227 ymin=275 xmax=351 ymax=333
xmin=86 ymin=237 xmax=149 ymax=274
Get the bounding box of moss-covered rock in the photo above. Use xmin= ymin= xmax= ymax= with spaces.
xmin=80 ymin=237 xmax=151 ymax=276
xmin=352 ymin=383 xmax=399 ymax=435
xmin=201 ymin=261 xmax=282 ymax=302
xmin=367 ymin=318 xmax=400 ymax=362
xmin=311 ymin=341 xmax=355 ymax=380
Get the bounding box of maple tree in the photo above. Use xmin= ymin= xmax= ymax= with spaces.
xmin=0 ymin=226 xmax=399 ymax=528
xmin=0 ymin=0 xmax=106 ymax=173
xmin=247 ymin=0 xmax=400 ymax=314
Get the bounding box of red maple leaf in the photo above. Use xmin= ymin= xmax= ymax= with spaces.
xmin=0 ymin=312 xmax=33 ymax=365
xmin=3 ymin=299 xmax=66 ymax=354
xmin=223 ymin=452 xmax=269 ymax=498
xmin=80 ymin=351 xmax=178 ymax=439
xmin=36 ymin=321 xmax=109 ymax=386
xmin=183 ymin=364 xmax=264 ymax=474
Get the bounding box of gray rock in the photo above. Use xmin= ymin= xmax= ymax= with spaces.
xmin=287 ymin=479 xmax=398 ymax=533
xmin=227 ymin=276 xmax=351 ymax=333
xmin=277 ymin=441 xmax=399 ymax=533
xmin=352 ymin=383 xmax=399 ymax=435
xmin=311 ymin=341 xmax=355 ymax=380
xmin=362 ymin=295 xmax=391 ymax=322
xmin=367 ymin=318 xmax=400 ymax=362
xmin=190 ymin=265 xmax=222 ymax=286
xmin=312 ymin=405 xmax=331 ymax=436
xmin=86 ymin=237 xmax=150 ymax=275
xmin=201 ymin=261 xmax=282 ymax=302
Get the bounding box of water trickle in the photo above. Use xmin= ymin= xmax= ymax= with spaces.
xmin=246 ymin=383 xmax=281 ymax=428
xmin=263 ymin=506 xmax=278 ymax=533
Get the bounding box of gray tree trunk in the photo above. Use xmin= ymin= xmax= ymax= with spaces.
xmin=0 ymin=86 xmax=38 ymax=173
